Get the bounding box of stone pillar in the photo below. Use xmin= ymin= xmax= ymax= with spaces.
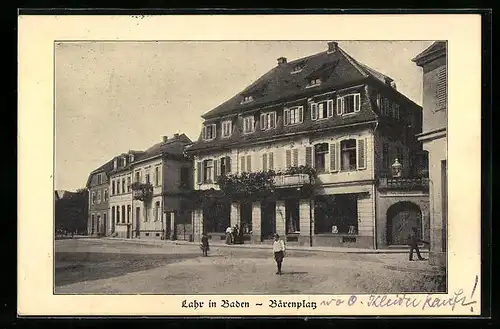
xmin=299 ymin=199 xmax=313 ymax=246
xmin=251 ymin=201 xmax=261 ymax=243
xmin=193 ymin=208 xmax=203 ymax=242
xmin=230 ymin=202 xmax=240 ymax=228
xmin=275 ymin=200 xmax=286 ymax=237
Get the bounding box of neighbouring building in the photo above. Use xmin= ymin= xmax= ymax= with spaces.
xmin=55 ymin=189 xmax=88 ymax=235
xmin=186 ymin=41 xmax=429 ymax=249
xmin=85 ymin=160 xmax=113 ymax=236
xmin=413 ymin=41 xmax=447 ymax=266
xmin=108 ymin=134 xmax=192 ymax=239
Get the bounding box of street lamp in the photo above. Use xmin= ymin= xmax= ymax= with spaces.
xmin=391 ymin=158 xmax=402 ymax=178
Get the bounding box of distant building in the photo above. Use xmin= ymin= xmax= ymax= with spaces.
xmin=55 ymin=189 xmax=88 ymax=234
xmin=186 ymin=41 xmax=429 ymax=249
xmin=85 ymin=160 xmax=113 ymax=236
xmin=108 ymin=134 xmax=193 ymax=239
xmin=413 ymin=41 xmax=447 ymax=266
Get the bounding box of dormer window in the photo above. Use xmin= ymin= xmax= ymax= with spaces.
xmin=243 ymin=116 xmax=255 ymax=134
xmin=311 ymin=99 xmax=334 ymax=120
xmin=260 ymin=111 xmax=276 ymax=131
xmin=222 ymin=120 xmax=232 ymax=138
xmin=307 ymin=78 xmax=322 ymax=88
xmin=241 ymin=95 xmax=254 ymax=104
xmin=129 ymin=154 xmax=134 ymax=163
xmin=291 ymin=62 xmax=305 ymax=74
xmin=203 ymin=124 xmax=216 ymax=140
xmin=336 ymin=93 xmax=361 ymax=115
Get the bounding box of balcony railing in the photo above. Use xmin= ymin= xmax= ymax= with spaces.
xmin=273 ymin=173 xmax=311 ymax=188
xmin=378 ymin=177 xmax=429 ymax=191
xmin=131 ymin=182 xmax=153 ymax=201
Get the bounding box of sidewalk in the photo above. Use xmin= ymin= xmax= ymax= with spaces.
xmin=101 ymin=237 xmax=429 ymax=255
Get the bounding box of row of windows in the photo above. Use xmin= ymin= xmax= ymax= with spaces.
xmin=203 ymin=94 xmax=362 ymax=141
xmin=196 ymin=138 xmax=367 ymax=184
xmin=91 ymin=189 xmax=108 ymax=205
xmin=110 ymin=166 xmax=162 ymax=195
xmin=110 ymin=201 xmax=163 ymax=224
xmin=377 ymin=94 xmax=400 ymax=120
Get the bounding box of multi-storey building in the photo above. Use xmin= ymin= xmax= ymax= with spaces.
xmin=413 ymin=41 xmax=447 ymax=265
xmin=129 ymin=133 xmax=192 ymax=240
xmin=85 ymin=160 xmax=113 ymax=236
xmin=108 ymin=134 xmax=192 ymax=239
xmin=186 ymin=41 xmax=429 ymax=249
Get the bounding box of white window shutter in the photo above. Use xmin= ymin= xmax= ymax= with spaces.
xmin=285 ymin=149 xmax=292 ymax=168
xmin=213 ymin=159 xmax=219 ymax=179
xmin=246 ymin=154 xmax=252 ymax=172
xmin=261 ymin=113 xmax=267 ymax=130
xmin=354 ymin=94 xmax=361 ymax=112
xmin=305 ymin=146 xmax=313 ymax=167
xmin=262 ymin=153 xmax=268 ymax=171
xmin=336 ymin=97 xmax=342 ymax=115
xmin=269 ymin=152 xmax=274 ymax=170
xmin=240 ymin=156 xmax=246 ymax=173
xmin=357 ymin=138 xmax=367 ymax=170
xmin=311 ymin=103 xmax=318 ymax=120
xmin=329 ymin=143 xmax=338 ymax=172
xmin=327 ymin=99 xmax=334 ymax=117
xmin=292 ymin=149 xmax=299 ymax=166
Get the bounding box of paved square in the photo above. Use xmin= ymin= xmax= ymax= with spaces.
xmin=55 ymin=238 xmax=445 ymax=294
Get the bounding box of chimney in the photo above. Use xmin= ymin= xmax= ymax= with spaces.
xmin=327 ymin=41 xmax=338 ymax=53
xmin=277 ymin=57 xmax=287 ymax=66
xmin=163 ymin=136 xmax=168 ymax=143
xmin=174 ymin=133 xmax=180 ymax=139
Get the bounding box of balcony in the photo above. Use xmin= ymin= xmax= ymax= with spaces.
xmin=273 ymin=173 xmax=311 ymax=188
xmin=378 ymin=177 xmax=429 ymax=191
xmin=131 ymin=182 xmax=153 ymax=201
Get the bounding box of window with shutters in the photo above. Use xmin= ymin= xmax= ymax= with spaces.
xmin=260 ymin=111 xmax=276 ymax=130
xmin=240 ymin=156 xmax=246 ymax=172
xmin=357 ymin=139 xmax=366 ymax=170
xmin=284 ymin=106 xmax=304 ymax=126
xmin=155 ymin=166 xmax=160 ymax=186
xmin=436 ymin=66 xmax=447 ymax=110
xmin=243 ymin=116 xmax=255 ymax=134
xmin=329 ymin=143 xmax=338 ymax=172
xmin=341 ymin=139 xmax=357 ymax=171
xmin=262 ymin=153 xmax=268 ymax=171
xmin=339 ymin=93 xmax=361 ymax=114
xmin=292 ymin=149 xmax=299 ymax=166
xmin=285 ymin=149 xmax=292 ymax=168
xmin=203 ymin=160 xmax=214 ymax=183
xmin=310 ymin=100 xmax=334 ymax=121
xmin=203 ymin=124 xmax=216 ymax=140
xmin=314 ymin=143 xmax=329 ymax=173
xmin=246 ymin=155 xmax=252 ymax=172
xmin=268 ymin=152 xmax=274 ymax=170
xmin=222 ymin=120 xmax=232 ymax=137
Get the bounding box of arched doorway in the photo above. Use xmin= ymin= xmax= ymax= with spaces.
xmin=386 ymin=202 xmax=422 ymax=245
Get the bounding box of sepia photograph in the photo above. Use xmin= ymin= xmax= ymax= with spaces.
xmin=53 ymin=40 xmax=448 ymax=295
xmin=18 ymin=14 xmax=482 ymax=317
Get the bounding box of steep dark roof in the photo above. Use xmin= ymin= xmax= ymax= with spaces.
xmin=136 ymin=133 xmax=192 ymax=162
xmin=85 ymin=159 xmax=114 ymax=188
xmin=201 ymin=44 xmax=393 ymax=120
xmin=412 ymin=41 xmax=446 ymax=66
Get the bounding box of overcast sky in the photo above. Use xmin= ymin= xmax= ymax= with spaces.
xmin=55 ymin=40 xmax=434 ymax=191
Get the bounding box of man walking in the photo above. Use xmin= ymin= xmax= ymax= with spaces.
xmin=408 ymin=227 xmax=428 ymax=261
xmin=272 ymin=234 xmax=286 ymax=275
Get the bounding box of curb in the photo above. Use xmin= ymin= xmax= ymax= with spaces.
xmin=100 ymin=237 xmax=429 ymax=255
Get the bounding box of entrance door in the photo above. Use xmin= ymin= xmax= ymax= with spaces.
xmin=261 ymin=201 xmax=276 ymax=241
xmin=387 ymin=202 xmax=422 ymax=245
xmin=103 ymin=213 xmax=107 ymax=236
xmin=135 ymin=207 xmax=141 ymax=237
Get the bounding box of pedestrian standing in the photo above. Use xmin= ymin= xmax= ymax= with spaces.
xmin=408 ymin=227 xmax=428 ymax=261
xmin=200 ymin=233 xmax=209 ymax=257
xmin=272 ymin=233 xmax=286 ymax=275
xmin=232 ymin=225 xmax=239 ymax=244
xmin=225 ymin=226 xmax=233 ymax=244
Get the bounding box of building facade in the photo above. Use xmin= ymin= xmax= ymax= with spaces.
xmin=413 ymin=41 xmax=447 ymax=266
xmin=108 ymin=134 xmax=193 ymax=240
xmin=85 ymin=161 xmax=113 ymax=236
xmin=186 ymin=41 xmax=429 ymax=249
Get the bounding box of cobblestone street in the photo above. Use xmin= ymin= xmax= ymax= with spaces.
xmin=55 ymin=238 xmax=445 ymax=295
